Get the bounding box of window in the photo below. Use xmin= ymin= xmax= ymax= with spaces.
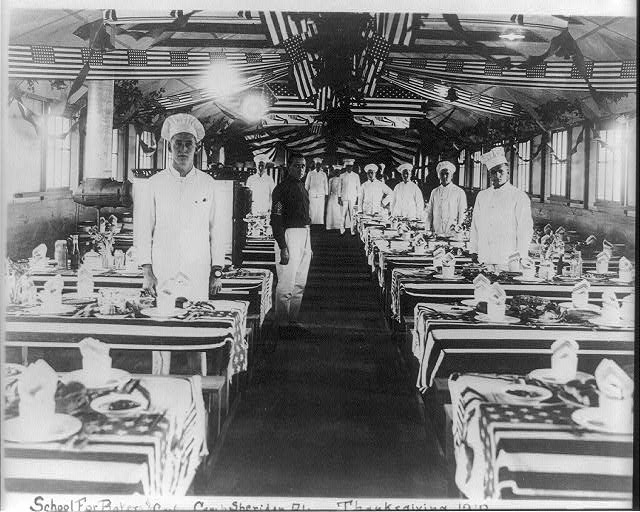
xmin=457 ymin=150 xmax=465 ymax=185
xmin=45 ymin=114 xmax=72 ymax=189
xmin=472 ymin=150 xmax=482 ymax=188
xmin=550 ymin=130 xmax=568 ymax=197
xmin=596 ymin=126 xmax=632 ymax=205
xmin=136 ymin=131 xmax=155 ymax=169
xmin=515 ymin=140 xmax=531 ymax=193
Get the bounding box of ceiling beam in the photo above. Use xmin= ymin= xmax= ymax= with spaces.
xmin=413 ymin=29 xmax=548 ymax=43
xmin=151 ymin=38 xmax=271 ymax=49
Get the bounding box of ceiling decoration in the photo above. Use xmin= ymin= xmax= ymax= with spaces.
xmin=7 ymin=9 xmax=637 ymax=163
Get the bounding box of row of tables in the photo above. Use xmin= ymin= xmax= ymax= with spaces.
xmin=4 ymin=263 xmax=274 ymax=496
xmin=356 ymin=213 xmax=635 ymax=504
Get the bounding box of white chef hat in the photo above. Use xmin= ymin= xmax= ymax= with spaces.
xmin=364 ymin=163 xmax=378 ymax=173
xmin=343 ymin=158 xmax=355 ymax=166
xmin=332 ymin=164 xmax=343 ymax=170
xmin=379 ymin=163 xmax=386 ymax=170
xmin=479 ymin=147 xmax=508 ymax=170
xmin=436 ymin=161 xmax=455 ymax=174
xmin=397 ymin=163 xmax=413 ymax=173
xmin=312 ymin=157 xmax=323 ymax=164
xmin=161 ymin=113 xmax=205 ymax=142
xmin=254 ymin=153 xmax=270 ymax=165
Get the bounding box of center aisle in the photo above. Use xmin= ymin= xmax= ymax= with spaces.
xmin=200 ymin=227 xmax=447 ymax=497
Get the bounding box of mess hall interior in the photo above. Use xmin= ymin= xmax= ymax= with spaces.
xmin=1 ymin=5 xmax=637 ymax=507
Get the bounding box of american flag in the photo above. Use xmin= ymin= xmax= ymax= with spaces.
xmin=282 ymin=35 xmax=317 ymax=100
xmin=381 ymin=70 xmax=519 ymax=117
xmin=8 ymin=45 xmax=289 ymax=80
xmin=314 ymin=87 xmax=337 ymax=111
xmin=260 ymin=11 xmax=318 ymax=46
xmin=387 ymin=57 xmax=637 ymax=92
xmin=358 ymin=31 xmax=391 ymax=97
xmin=374 ymin=13 xmax=416 ymax=46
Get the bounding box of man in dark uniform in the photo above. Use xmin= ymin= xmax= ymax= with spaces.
xmin=270 ymin=155 xmax=312 ymax=335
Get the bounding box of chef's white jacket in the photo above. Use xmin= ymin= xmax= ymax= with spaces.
xmin=392 ymin=181 xmax=424 ymax=218
xmin=304 ymin=170 xmax=329 ymax=197
xmin=359 ymin=179 xmax=392 ymax=214
xmin=470 ymin=182 xmax=534 ymax=266
xmin=338 ymin=171 xmax=361 ymax=201
xmin=425 ymin=183 xmax=467 ymax=234
xmin=246 ymin=172 xmax=275 ymax=213
xmin=134 ymin=165 xmax=225 ymax=300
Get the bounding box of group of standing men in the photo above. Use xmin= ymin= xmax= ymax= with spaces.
xmin=134 ymin=112 xmax=533 ymax=339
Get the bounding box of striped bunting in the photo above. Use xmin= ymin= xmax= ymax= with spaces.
xmin=259 ymin=11 xmax=318 ymax=46
xmin=282 ymin=34 xmax=317 ymax=100
xmin=315 ymin=86 xmax=337 ymax=111
xmin=374 ymin=12 xmax=416 ymax=46
xmin=387 ymin=57 xmax=637 ymax=92
xmin=358 ymin=31 xmax=391 ymax=96
xmin=381 ymin=70 xmax=520 ymax=116
xmin=8 ymin=45 xmax=288 ymax=80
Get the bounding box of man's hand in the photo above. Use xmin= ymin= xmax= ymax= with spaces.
xmin=142 ymin=264 xmax=157 ymax=297
xmin=338 ymin=197 xmax=343 ymax=207
xmin=470 ymin=253 xmax=479 ymax=264
xmin=209 ymin=274 xmax=222 ymax=297
xmin=280 ymin=247 xmax=290 ymax=265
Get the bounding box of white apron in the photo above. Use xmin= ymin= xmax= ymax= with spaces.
xmin=325 ymin=177 xmax=343 ymax=230
xmin=305 ymin=170 xmax=328 ymax=224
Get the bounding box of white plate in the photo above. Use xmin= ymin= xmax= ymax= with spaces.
xmin=609 ymin=277 xmax=634 ymax=285
xmin=514 ymin=276 xmax=544 ymax=283
xmin=528 ymin=369 xmax=593 ymax=385
xmin=558 ymin=302 xmax=602 ymax=313
xmin=434 ymin=274 xmax=465 ymax=281
xmin=94 ymin=313 xmax=130 ymax=319
xmin=571 ymin=408 xmax=633 ymax=434
xmin=140 ymin=307 xmax=182 ymax=319
xmin=90 ymin=393 xmax=147 ymax=416
xmin=26 ymin=304 xmax=77 ymax=315
xmin=62 ymin=293 xmax=98 ymax=306
xmin=64 ymin=368 xmax=130 ymax=390
xmin=4 ymin=414 xmax=82 ymax=443
xmin=460 ymin=298 xmax=479 ymax=307
xmin=589 ymin=316 xmax=634 ymax=329
xmin=475 ymin=313 xmax=520 ymax=324
xmin=500 ymin=384 xmax=553 ymax=404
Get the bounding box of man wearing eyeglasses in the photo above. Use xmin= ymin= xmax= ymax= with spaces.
xmin=270 ymin=155 xmax=312 ymax=335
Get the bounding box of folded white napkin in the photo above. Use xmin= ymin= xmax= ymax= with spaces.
xmin=79 ymin=337 xmax=112 ymax=377
xmin=473 ymin=275 xmax=492 ymax=302
xmin=77 ymin=265 xmax=94 ymax=297
xmin=585 ymin=235 xmax=597 ymax=246
xmin=538 ymin=259 xmax=555 ymax=280
xmin=507 ymin=251 xmax=521 ymax=272
xmin=595 ymin=359 xmax=634 ymax=399
xmin=40 ymin=275 xmax=63 ymax=310
xmin=488 ymin=283 xmax=506 ymax=305
xmin=600 ymin=290 xmax=621 ymax=323
xmin=543 ymin=223 xmax=553 ymax=235
xmin=18 ymin=360 xmax=58 ymax=422
xmin=31 ymin=243 xmax=48 ymax=260
xmin=125 ymin=247 xmax=137 ymax=270
xmin=571 ymin=279 xmax=590 ymax=308
xmin=555 ymin=226 xmax=566 ymax=235
xmin=550 ymin=338 xmax=579 ymax=381
xmin=433 ymin=247 xmax=446 ymax=267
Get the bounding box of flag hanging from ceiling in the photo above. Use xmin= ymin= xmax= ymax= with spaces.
xmin=282 ymin=34 xmax=317 ymax=100
xmin=374 ymin=13 xmax=416 ymax=46
xmin=358 ymin=31 xmax=391 ymax=97
xmin=260 ymin=11 xmax=318 ymax=46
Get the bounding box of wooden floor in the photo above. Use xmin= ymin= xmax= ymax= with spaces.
xmin=197 ymin=226 xmax=447 ymax=497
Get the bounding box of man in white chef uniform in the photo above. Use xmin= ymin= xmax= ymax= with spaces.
xmin=135 ymin=113 xmax=225 ymax=301
xmin=305 ymin=156 xmax=329 ymax=225
xmin=424 ymin=160 xmax=467 ymax=235
xmin=246 ymin=154 xmax=275 ymax=214
xmin=338 ymin=158 xmax=361 ymax=235
xmin=470 ymin=147 xmax=533 ymax=271
xmin=391 ymin=163 xmax=424 ymax=218
xmin=359 ymin=163 xmax=392 ymax=215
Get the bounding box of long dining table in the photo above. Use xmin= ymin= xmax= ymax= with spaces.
xmin=448 ymin=372 xmax=634 ymax=503
xmin=3 ymin=371 xmax=207 ymax=495
xmin=4 ymin=299 xmax=249 ymax=377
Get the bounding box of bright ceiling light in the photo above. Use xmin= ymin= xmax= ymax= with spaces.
xmin=202 ymin=62 xmax=241 ymax=98
xmin=500 ymin=32 xmax=526 ymax=41
xmin=241 ymin=93 xmax=268 ymax=122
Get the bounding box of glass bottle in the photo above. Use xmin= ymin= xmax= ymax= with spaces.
xmin=69 ymin=235 xmax=80 ymax=271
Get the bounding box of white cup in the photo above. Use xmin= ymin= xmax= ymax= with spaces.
xmin=551 ymin=352 xmax=578 ymax=383
xmin=82 ymin=353 xmax=112 ymax=383
xmin=619 ymin=269 xmax=633 ymax=283
xmin=487 ymin=301 xmax=506 ymax=321
xmin=598 ymin=393 xmax=633 ymax=428
xmin=508 ymin=259 xmax=520 ymax=272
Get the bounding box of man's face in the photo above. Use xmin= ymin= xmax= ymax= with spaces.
xmin=315 ymin=162 xmax=322 ymax=171
xmin=490 ymin=165 xmax=510 ymax=188
xmin=439 ymin=168 xmax=451 ymax=186
xmin=170 ymin=133 xmax=197 ymax=169
xmin=345 ymin=165 xmax=353 ymax=173
xmin=367 ymin=169 xmax=376 ymax=181
xmin=257 ymin=162 xmax=265 ymax=175
xmin=402 ymin=169 xmax=411 ymax=182
xmin=288 ymin=157 xmax=306 ymax=180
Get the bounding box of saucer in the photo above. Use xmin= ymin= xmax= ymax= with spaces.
xmin=140 ymin=307 xmax=182 ymax=319
xmin=589 ymin=316 xmax=634 ymax=329
xmin=528 ymin=368 xmax=592 ymax=385
xmin=460 ymin=298 xmax=479 ymax=307
xmin=558 ymin=302 xmax=602 ymax=313
xmin=26 ymin=304 xmax=77 ymax=316
xmin=475 ymin=313 xmax=520 ymax=324
xmin=609 ymin=277 xmax=634 ymax=285
xmin=434 ymin=274 xmax=465 ymax=281
xmin=514 ymin=276 xmax=544 ymax=283
xmin=90 ymin=393 xmax=148 ymax=417
xmin=64 ymin=368 xmax=130 ymax=390
xmin=571 ymin=408 xmax=633 ymax=434
xmin=4 ymin=414 xmax=82 ymax=443
xmin=62 ymin=293 xmax=98 ymax=306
